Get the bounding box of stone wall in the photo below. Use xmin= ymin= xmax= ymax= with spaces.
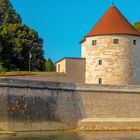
xmin=1 ymin=78 xmax=140 ymax=131
xmin=131 ymin=36 xmax=140 ymax=85
xmin=0 ymin=78 xmax=80 ymax=131
xmin=79 ymin=91 xmax=140 ymax=118
xmin=81 ymin=35 xmax=140 ymax=85
xmin=65 ymin=58 xmax=85 ymax=83
xmin=55 ymin=58 xmax=85 ymax=83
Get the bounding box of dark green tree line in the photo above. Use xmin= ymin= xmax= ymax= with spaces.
xmin=0 ymin=0 xmax=21 ymax=26
xmin=0 ymin=24 xmax=45 ymax=71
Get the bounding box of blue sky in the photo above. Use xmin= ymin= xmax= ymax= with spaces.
xmin=10 ymin=0 xmax=140 ymax=62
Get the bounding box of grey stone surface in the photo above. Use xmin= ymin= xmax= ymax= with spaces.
xmin=1 ymin=78 xmax=140 ymax=131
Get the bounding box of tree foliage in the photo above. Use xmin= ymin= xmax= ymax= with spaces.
xmin=0 ymin=0 xmax=46 ymax=71
xmin=45 ymin=58 xmax=55 ymax=72
xmin=134 ymin=21 xmax=140 ymax=33
xmin=0 ymin=0 xmax=21 ymax=26
xmin=0 ymin=24 xmax=45 ymax=71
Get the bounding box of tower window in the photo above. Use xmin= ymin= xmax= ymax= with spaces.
xmin=98 ymin=78 xmax=102 ymax=85
xmin=133 ymin=40 xmax=136 ymax=45
xmin=113 ymin=39 xmax=119 ymax=44
xmin=99 ymin=60 xmax=102 ymax=65
xmin=92 ymin=40 xmax=97 ymax=46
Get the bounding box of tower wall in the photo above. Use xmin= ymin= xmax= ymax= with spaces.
xmin=81 ymin=35 xmax=140 ymax=85
xmin=131 ymin=36 xmax=140 ymax=85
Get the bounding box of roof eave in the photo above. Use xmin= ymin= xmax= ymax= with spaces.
xmin=85 ymin=33 xmax=140 ymax=38
xmin=80 ymin=38 xmax=86 ymax=44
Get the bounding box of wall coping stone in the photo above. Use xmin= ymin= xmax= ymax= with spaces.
xmin=0 ymin=78 xmax=140 ymax=93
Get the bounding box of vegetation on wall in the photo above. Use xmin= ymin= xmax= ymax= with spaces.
xmin=0 ymin=0 xmax=46 ymax=71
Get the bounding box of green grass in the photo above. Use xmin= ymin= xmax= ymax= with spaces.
xmin=0 ymin=71 xmax=63 ymax=77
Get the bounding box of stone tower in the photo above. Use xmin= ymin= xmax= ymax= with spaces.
xmin=80 ymin=5 xmax=140 ymax=85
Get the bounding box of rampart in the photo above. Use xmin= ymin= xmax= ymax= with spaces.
xmin=1 ymin=78 xmax=140 ymax=131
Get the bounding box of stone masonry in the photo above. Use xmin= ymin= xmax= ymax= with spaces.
xmin=1 ymin=78 xmax=140 ymax=131
xmin=81 ymin=35 xmax=140 ymax=85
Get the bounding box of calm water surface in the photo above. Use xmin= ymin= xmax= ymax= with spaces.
xmin=1 ymin=131 xmax=140 ymax=140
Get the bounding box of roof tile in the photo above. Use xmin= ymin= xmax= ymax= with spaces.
xmin=81 ymin=5 xmax=140 ymax=43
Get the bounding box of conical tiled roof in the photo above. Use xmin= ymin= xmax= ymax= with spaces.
xmin=81 ymin=5 xmax=140 ymax=43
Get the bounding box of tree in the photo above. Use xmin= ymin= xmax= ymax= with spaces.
xmin=134 ymin=21 xmax=140 ymax=32
xmin=0 ymin=24 xmax=45 ymax=71
xmin=45 ymin=59 xmax=55 ymax=72
xmin=0 ymin=0 xmax=21 ymax=26
xmin=0 ymin=0 xmax=46 ymax=71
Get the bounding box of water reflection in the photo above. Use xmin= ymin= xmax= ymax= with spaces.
xmin=1 ymin=132 xmax=140 ymax=140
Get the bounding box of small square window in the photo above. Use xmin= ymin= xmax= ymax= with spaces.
xmin=92 ymin=40 xmax=97 ymax=46
xmin=99 ymin=60 xmax=102 ymax=65
xmin=113 ymin=39 xmax=119 ymax=44
xmin=133 ymin=40 xmax=136 ymax=45
xmin=98 ymin=78 xmax=102 ymax=85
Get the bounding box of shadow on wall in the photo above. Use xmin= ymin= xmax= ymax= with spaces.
xmin=6 ymin=90 xmax=86 ymax=123
xmin=0 ymin=79 xmax=92 ymax=131
xmin=0 ymin=78 xmax=85 ymax=126
xmin=76 ymin=92 xmax=86 ymax=119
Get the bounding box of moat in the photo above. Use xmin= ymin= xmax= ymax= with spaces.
xmin=1 ymin=132 xmax=140 ymax=140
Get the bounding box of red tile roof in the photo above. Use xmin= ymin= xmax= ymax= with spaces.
xmin=80 ymin=5 xmax=140 ymax=43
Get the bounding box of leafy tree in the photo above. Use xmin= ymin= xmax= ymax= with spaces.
xmin=0 ymin=0 xmax=46 ymax=71
xmin=0 ymin=62 xmax=5 ymax=72
xmin=0 ymin=24 xmax=45 ymax=71
xmin=0 ymin=0 xmax=21 ymax=26
xmin=45 ymin=58 xmax=55 ymax=72
xmin=134 ymin=21 xmax=140 ymax=32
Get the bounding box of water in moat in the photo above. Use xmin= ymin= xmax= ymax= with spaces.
xmin=1 ymin=131 xmax=140 ymax=140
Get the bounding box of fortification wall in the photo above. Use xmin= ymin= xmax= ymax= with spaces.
xmin=0 ymin=78 xmax=80 ymax=131
xmin=1 ymin=78 xmax=140 ymax=131
xmin=80 ymin=90 xmax=140 ymax=118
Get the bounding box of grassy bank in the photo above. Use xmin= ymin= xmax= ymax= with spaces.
xmin=0 ymin=71 xmax=62 ymax=77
